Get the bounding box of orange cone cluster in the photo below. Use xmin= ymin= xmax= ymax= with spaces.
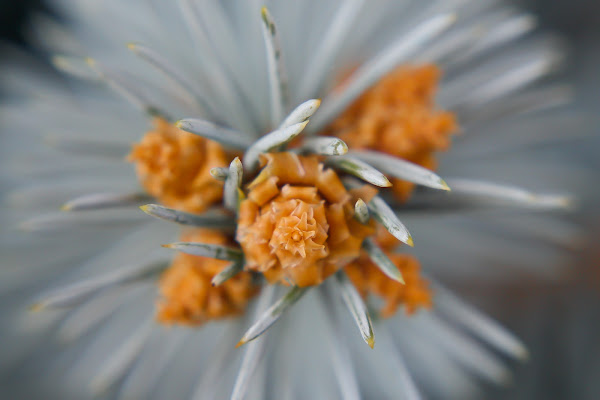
xmin=131 ymin=65 xmax=455 ymax=325
xmin=345 ymin=251 xmax=431 ymax=318
xmin=343 ymin=228 xmax=431 ymax=317
xmin=128 ymin=117 xmax=227 ymax=213
xmin=237 ymin=152 xmax=377 ymax=287
xmin=129 ymin=120 xmax=260 ymax=326
xmin=323 ymin=65 xmax=457 ymax=202
xmin=157 ymin=229 xmax=259 ymax=325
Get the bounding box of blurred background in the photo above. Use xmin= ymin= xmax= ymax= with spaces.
xmin=0 ymin=0 xmax=44 ymax=47
xmin=1 ymin=0 xmax=599 ymax=399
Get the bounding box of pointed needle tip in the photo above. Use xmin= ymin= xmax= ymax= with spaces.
xmin=391 ymin=271 xmax=406 ymax=285
xmin=235 ymin=339 xmax=246 ymax=348
xmin=367 ymin=337 xmax=375 ymax=349
xmin=60 ymin=204 xmax=72 ymax=211
xmin=232 ymin=157 xmax=242 ymax=167
xmin=260 ymin=6 xmax=269 ymax=19
xmin=29 ymin=303 xmax=43 ymax=312
xmin=43 ymin=135 xmax=56 ymax=145
xmin=518 ymin=347 xmax=530 ymax=362
xmin=406 ymin=236 xmax=414 ymax=248
xmin=338 ymin=142 xmax=348 ymax=155
xmin=161 ymin=243 xmax=174 ymax=249
xmin=17 ymin=222 xmax=31 ymax=232
xmin=440 ymin=179 xmax=451 ymax=191
xmin=560 ymin=197 xmax=574 ymax=209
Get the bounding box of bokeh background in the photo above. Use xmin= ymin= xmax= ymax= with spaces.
xmin=1 ymin=0 xmax=599 ymax=399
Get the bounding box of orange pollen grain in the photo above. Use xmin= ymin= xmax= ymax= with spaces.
xmin=127 ymin=117 xmax=228 ymax=213
xmin=322 ymin=64 xmax=457 ymax=202
xmin=237 ymin=152 xmax=376 ymax=287
xmin=156 ymin=229 xmax=259 ymax=326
